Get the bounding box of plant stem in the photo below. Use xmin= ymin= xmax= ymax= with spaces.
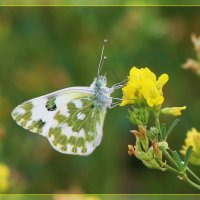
xmin=153 ymin=110 xmax=163 ymax=140
xmin=186 ymin=167 xmax=200 ymax=184
xmin=160 ymin=147 xmax=179 ymax=170
xmin=138 ymin=107 xmax=200 ymax=190
xmin=164 ymin=164 xmax=180 ymax=175
xmin=164 ymin=164 xmax=200 ymax=190
xmin=184 ymin=175 xmax=200 ymax=190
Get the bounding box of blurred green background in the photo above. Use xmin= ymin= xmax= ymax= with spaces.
xmin=1 ymin=0 xmax=200 ymax=5
xmin=0 ymin=6 xmax=200 ymax=194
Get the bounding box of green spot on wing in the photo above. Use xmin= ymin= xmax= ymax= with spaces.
xmin=15 ymin=114 xmax=24 ymax=122
xmin=61 ymin=146 xmax=67 ymax=151
xmin=20 ymin=120 xmax=27 ymax=127
xmin=48 ymin=127 xmax=62 ymax=139
xmin=14 ymin=102 xmax=33 ymax=127
xmin=46 ymin=96 xmax=57 ymax=111
xmin=28 ymin=119 xmax=46 ymax=134
xmin=48 ymin=127 xmax=69 ymax=150
xmin=48 ymin=126 xmax=89 ymax=154
xmin=76 ymin=137 xmax=85 ymax=147
xmin=82 ymin=146 xmax=87 ymax=153
xmin=54 ymin=111 xmax=66 ymax=123
xmin=68 ymin=136 xmax=76 ymax=144
xmin=72 ymin=146 xmax=77 ymax=153
xmin=67 ymin=102 xmax=76 ymax=111
xmin=86 ymin=133 xmax=95 ymax=142
xmin=65 ymin=98 xmax=101 ymax=143
xmin=21 ymin=102 xmax=33 ymax=111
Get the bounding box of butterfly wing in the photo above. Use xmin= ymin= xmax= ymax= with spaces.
xmin=12 ymin=87 xmax=107 ymax=155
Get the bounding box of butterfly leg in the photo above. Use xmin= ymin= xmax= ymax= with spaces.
xmin=109 ymin=101 xmax=121 ymax=108
xmin=108 ymin=97 xmax=122 ymax=108
xmin=110 ymin=79 xmax=128 ymax=92
xmin=111 ymin=97 xmax=122 ymax=101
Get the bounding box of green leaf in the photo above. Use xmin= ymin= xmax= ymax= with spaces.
xmin=164 ymin=119 xmax=180 ymax=140
xmin=184 ymin=146 xmax=193 ymax=169
xmin=160 ymin=123 xmax=167 ymax=141
xmin=171 ymin=150 xmax=184 ymax=171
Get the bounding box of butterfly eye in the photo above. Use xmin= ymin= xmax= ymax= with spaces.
xmin=96 ymin=76 xmax=107 ymax=87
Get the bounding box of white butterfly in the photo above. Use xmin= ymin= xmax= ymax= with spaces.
xmin=11 ymin=40 xmax=123 ymax=156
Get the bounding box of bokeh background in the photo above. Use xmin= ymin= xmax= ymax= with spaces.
xmin=0 ymin=6 xmax=199 ymax=194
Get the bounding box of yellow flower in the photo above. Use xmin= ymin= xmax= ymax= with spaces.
xmin=161 ymin=106 xmax=186 ymax=116
xmin=0 ymin=163 xmax=10 ymax=192
xmin=156 ymin=74 xmax=169 ymax=94
xmin=142 ymin=79 xmax=164 ymax=107
xmin=120 ymin=67 xmax=169 ymax=107
xmin=180 ymin=128 xmax=200 ymax=166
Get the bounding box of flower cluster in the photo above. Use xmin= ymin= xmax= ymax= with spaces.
xmin=128 ymin=125 xmax=168 ymax=170
xmin=181 ymin=128 xmax=200 ymax=166
xmin=120 ymin=67 xmax=169 ymax=107
xmin=121 ymin=66 xmax=187 ymax=170
xmin=120 ymin=66 xmax=200 ymax=190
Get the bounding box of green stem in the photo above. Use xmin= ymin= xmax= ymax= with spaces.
xmin=164 ymin=164 xmax=180 ymax=175
xmin=143 ymin=107 xmax=200 ymax=190
xmin=160 ymin=147 xmax=179 ymax=170
xmin=164 ymin=164 xmax=200 ymax=190
xmin=153 ymin=110 xmax=163 ymax=140
xmin=184 ymin=175 xmax=200 ymax=190
xmin=186 ymin=167 xmax=200 ymax=184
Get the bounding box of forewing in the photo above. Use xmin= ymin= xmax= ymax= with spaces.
xmin=12 ymin=87 xmax=107 ymax=155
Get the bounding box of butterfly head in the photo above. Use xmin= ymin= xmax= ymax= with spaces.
xmin=90 ymin=75 xmax=108 ymax=91
xmin=95 ymin=75 xmax=107 ymax=88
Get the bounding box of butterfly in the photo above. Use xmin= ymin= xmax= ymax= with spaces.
xmin=11 ymin=40 xmax=123 ymax=156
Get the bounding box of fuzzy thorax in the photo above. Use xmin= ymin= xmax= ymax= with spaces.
xmin=90 ymin=76 xmax=112 ymax=109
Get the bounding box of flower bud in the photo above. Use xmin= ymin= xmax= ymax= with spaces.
xmin=152 ymin=141 xmax=162 ymax=161
xmin=157 ymin=141 xmax=168 ymax=150
xmin=142 ymin=159 xmax=166 ymax=171
xmin=128 ymin=145 xmax=134 ymax=156
xmin=147 ymin=127 xmax=159 ymax=142
xmin=129 ymin=107 xmax=150 ymax=126
xmin=130 ymin=125 xmax=149 ymax=151
xmin=161 ymin=106 xmax=186 ymax=116
xmin=134 ymin=146 xmax=151 ymax=161
xmin=138 ymin=125 xmax=149 ymax=151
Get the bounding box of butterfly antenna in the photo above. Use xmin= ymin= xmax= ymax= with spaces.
xmin=97 ymin=39 xmax=108 ymax=75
